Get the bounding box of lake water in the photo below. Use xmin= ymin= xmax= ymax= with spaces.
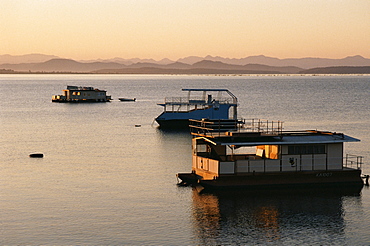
xmin=1 ymin=74 xmax=369 ymax=245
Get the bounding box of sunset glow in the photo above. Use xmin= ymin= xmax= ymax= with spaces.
xmin=2 ymin=0 xmax=369 ymax=60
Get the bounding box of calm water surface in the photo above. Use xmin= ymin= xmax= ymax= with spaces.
xmin=1 ymin=75 xmax=369 ymax=245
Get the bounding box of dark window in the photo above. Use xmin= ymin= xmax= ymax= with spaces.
xmin=288 ymin=145 xmax=325 ymax=155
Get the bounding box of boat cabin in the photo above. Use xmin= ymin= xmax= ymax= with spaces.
xmin=52 ymin=86 xmax=111 ymax=102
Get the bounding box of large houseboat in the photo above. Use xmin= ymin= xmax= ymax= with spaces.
xmin=155 ymin=89 xmax=238 ymax=129
xmin=52 ymin=86 xmax=111 ymax=102
xmin=177 ymin=119 xmax=365 ymax=191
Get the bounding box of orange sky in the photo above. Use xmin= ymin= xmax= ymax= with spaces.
xmin=2 ymin=0 xmax=369 ymax=60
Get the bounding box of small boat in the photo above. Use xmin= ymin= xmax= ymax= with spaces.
xmin=52 ymin=86 xmax=111 ymax=103
xmin=29 ymin=153 xmax=44 ymax=158
xmin=155 ymin=89 xmax=238 ymax=129
xmin=177 ymin=119 xmax=365 ymax=191
xmin=119 ymin=98 xmax=136 ymax=102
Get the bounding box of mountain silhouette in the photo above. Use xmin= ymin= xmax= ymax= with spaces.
xmin=1 ymin=54 xmax=369 ymax=74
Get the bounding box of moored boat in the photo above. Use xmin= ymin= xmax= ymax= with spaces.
xmin=155 ymin=89 xmax=238 ymax=129
xmin=29 ymin=153 xmax=44 ymax=158
xmin=52 ymin=86 xmax=111 ymax=102
xmin=177 ymin=119 xmax=365 ymax=191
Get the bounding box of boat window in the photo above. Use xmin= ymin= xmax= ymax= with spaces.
xmin=288 ymin=145 xmax=325 ymax=155
xmin=227 ymin=146 xmax=255 ymax=155
xmin=196 ymin=144 xmax=207 ymax=153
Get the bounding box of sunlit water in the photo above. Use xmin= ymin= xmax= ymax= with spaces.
xmin=1 ymin=74 xmax=369 ymax=245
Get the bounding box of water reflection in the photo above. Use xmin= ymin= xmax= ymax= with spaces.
xmin=155 ymin=127 xmax=192 ymax=136
xmin=191 ymin=188 xmax=362 ymax=245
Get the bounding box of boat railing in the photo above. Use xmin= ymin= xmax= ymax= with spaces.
xmin=164 ymin=97 xmax=235 ymax=105
xmin=190 ymin=118 xmax=283 ymax=137
xmin=190 ymin=119 xmax=243 ymax=137
xmin=345 ymin=154 xmax=363 ymax=169
xmin=241 ymin=119 xmax=284 ymax=135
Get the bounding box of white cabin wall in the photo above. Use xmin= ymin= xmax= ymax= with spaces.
xmin=192 ymin=155 xmax=219 ymax=175
xmin=313 ymin=154 xmax=327 ymax=170
xmin=264 ymin=159 xmax=281 ymax=172
xmin=282 ymin=155 xmax=300 ymax=171
xmin=327 ymin=143 xmax=343 ymax=169
xmin=236 ymin=160 xmax=249 ymax=173
xmin=249 ymin=160 xmax=265 ymax=172
xmin=219 ymin=161 xmax=234 ymax=174
xmin=300 ymin=155 xmax=313 ymax=170
xmin=281 ymin=145 xmax=289 ymax=155
xmin=193 ymin=142 xmax=346 ymax=176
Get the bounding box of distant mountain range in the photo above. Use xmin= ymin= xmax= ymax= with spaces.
xmin=1 ymin=54 xmax=370 ymax=74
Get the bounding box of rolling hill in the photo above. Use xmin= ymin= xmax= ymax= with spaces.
xmin=1 ymin=54 xmax=369 ymax=74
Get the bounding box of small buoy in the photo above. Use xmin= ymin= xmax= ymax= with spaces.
xmin=135 ymin=124 xmax=141 ymax=127
xmin=29 ymin=153 xmax=43 ymax=158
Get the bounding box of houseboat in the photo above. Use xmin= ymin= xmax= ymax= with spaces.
xmin=52 ymin=86 xmax=111 ymax=102
xmin=155 ymin=89 xmax=238 ymax=129
xmin=177 ymin=119 xmax=364 ymax=191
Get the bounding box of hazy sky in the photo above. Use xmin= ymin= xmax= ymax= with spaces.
xmin=2 ymin=0 xmax=369 ymax=60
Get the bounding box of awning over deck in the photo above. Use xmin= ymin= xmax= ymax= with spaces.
xmin=197 ymin=132 xmax=360 ymax=146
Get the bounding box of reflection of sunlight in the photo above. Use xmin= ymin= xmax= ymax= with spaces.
xmin=191 ymin=190 xmax=283 ymax=244
xmin=254 ymin=206 xmax=280 ymax=241
xmin=191 ymin=190 xmax=221 ymax=241
xmin=155 ymin=128 xmax=192 ymax=142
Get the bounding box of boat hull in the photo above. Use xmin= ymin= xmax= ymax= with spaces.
xmin=119 ymin=98 xmax=136 ymax=102
xmin=178 ymin=169 xmax=364 ymax=191
xmin=155 ymin=101 xmax=235 ymax=129
xmin=29 ymin=153 xmax=44 ymax=158
xmin=52 ymin=99 xmax=110 ymax=103
xmin=155 ymin=119 xmax=191 ymax=129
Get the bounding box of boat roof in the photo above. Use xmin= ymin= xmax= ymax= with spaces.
xmin=196 ymin=131 xmax=360 ymax=146
xmin=158 ymin=88 xmax=238 ymax=106
xmin=65 ymin=86 xmax=106 ymax=92
xmin=182 ymin=89 xmax=230 ymax=92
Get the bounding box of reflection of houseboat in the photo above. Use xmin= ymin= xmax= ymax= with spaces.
xmin=52 ymin=86 xmax=111 ymax=102
xmin=155 ymin=89 xmax=238 ymax=129
xmin=177 ymin=119 xmax=364 ymax=191
xmin=191 ymin=189 xmax=356 ymax=245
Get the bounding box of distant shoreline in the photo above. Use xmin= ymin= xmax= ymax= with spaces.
xmin=1 ymin=70 xmax=369 ymax=76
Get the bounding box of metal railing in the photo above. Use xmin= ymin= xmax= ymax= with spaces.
xmin=190 ymin=118 xmax=283 ymax=137
xmin=241 ymin=119 xmax=284 ymax=135
xmin=345 ymin=154 xmax=363 ymax=169
xmin=164 ymin=97 xmax=234 ymax=105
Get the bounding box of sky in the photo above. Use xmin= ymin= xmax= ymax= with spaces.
xmin=1 ymin=0 xmax=369 ymax=60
